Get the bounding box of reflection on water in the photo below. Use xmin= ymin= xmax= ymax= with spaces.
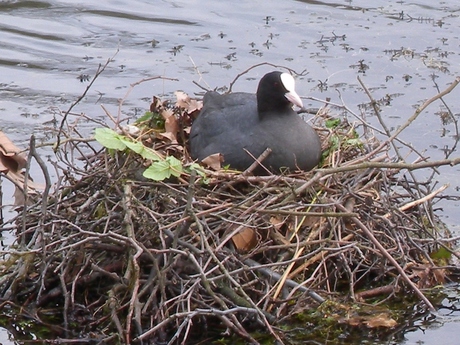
xmin=0 ymin=0 xmax=460 ymax=343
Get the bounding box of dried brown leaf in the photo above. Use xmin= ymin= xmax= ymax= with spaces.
xmin=0 ymin=131 xmax=27 ymax=172
xmin=408 ymin=263 xmax=447 ymax=288
xmin=364 ymin=313 xmax=397 ymax=328
xmin=150 ymin=96 xmax=179 ymax=143
xmin=149 ymin=96 xmax=163 ymax=113
xmin=175 ymin=91 xmax=203 ymax=114
xmin=10 ymin=171 xmax=43 ymax=206
xmin=231 ymin=227 xmax=258 ymax=252
xmin=346 ymin=313 xmax=397 ymax=328
xmin=163 ymin=115 xmax=179 ymax=143
xmin=269 ymin=216 xmax=285 ymax=230
xmin=201 ymin=153 xmax=223 ymax=171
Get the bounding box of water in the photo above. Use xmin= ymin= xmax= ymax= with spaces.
xmin=1 ymin=0 xmax=460 ymax=343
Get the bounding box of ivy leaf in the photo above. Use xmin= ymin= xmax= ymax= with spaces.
xmin=118 ymin=137 xmax=162 ymax=161
xmin=119 ymin=137 xmax=145 ymax=154
xmin=143 ymin=161 xmax=172 ymax=181
xmin=94 ymin=128 xmax=126 ymax=151
xmin=345 ymin=138 xmax=363 ymax=148
xmin=189 ymin=163 xmax=206 ymax=177
xmin=141 ymin=147 xmax=163 ymax=162
xmin=325 ymin=118 xmax=341 ymax=129
xmin=143 ymin=156 xmax=183 ymax=181
xmin=95 ymin=127 xmax=183 ymax=181
xmin=134 ymin=111 xmax=154 ymax=124
xmin=166 ymin=156 xmax=183 ymax=177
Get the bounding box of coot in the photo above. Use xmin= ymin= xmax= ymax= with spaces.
xmin=189 ymin=71 xmax=321 ymax=174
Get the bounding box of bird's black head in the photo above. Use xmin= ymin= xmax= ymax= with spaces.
xmin=256 ymin=71 xmax=303 ymax=114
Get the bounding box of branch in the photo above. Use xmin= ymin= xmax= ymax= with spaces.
xmin=336 ymin=204 xmax=435 ymax=311
xmin=55 ymin=49 xmax=119 ymax=151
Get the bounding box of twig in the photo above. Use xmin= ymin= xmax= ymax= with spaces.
xmin=55 ymin=49 xmax=119 ymax=151
xmin=117 ymin=75 xmax=179 ymax=123
xmin=121 ymin=183 xmax=143 ymax=344
xmin=384 ymin=184 xmax=449 ymax=218
xmin=242 ymin=148 xmax=272 ymax=175
xmin=391 ymin=76 xmax=460 ymax=141
xmin=336 ymin=204 xmax=435 ymax=311
xmin=244 ymin=258 xmax=325 ymax=304
xmin=227 ymin=62 xmax=307 ymax=93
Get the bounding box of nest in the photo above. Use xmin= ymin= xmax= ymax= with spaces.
xmin=1 ymin=74 xmax=459 ymax=345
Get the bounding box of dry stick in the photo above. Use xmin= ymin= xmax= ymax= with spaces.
xmin=191 ymin=213 xmax=268 ymax=342
xmin=390 ymin=76 xmax=460 ymax=142
xmin=100 ymin=104 xmax=121 ymax=129
xmin=192 ymin=211 xmax=283 ymax=344
xmin=287 ymin=233 xmax=355 ymax=279
xmin=335 ymin=204 xmax=435 ymax=311
xmin=271 ymin=211 xmax=312 ymax=304
xmin=135 ymin=308 xmax=262 ymax=343
xmin=357 ymin=76 xmax=392 ymax=140
xmin=159 ymin=202 xmax=235 ymax=231
xmin=121 ymin=184 xmax=144 ymax=344
xmin=22 ymin=135 xmax=34 ymax=242
xmin=217 ymin=153 xmax=459 ymax=211
xmin=189 ymin=55 xmax=211 ymax=91
xmin=293 ymin=157 xmax=460 ymax=198
xmin=173 ymin=169 xmax=196 ymax=249
xmin=23 ymin=135 xmax=52 ymax=248
xmin=431 ymin=76 xmax=459 ymax=158
xmin=71 ymin=254 xmax=93 ymax=305
xmin=182 ymin=251 xmax=258 ymax=344
xmin=227 ymin=62 xmax=307 ymax=93
xmin=140 ymin=246 xmax=257 ymax=344
xmin=358 ymin=76 xmax=435 ymax=200
xmin=355 ymin=284 xmax=397 ymax=300
xmin=8 ymin=135 xmax=54 ymax=302
xmin=244 ymin=258 xmax=325 ymax=304
xmin=243 ymin=148 xmax=272 ymax=175
xmin=108 ymin=287 xmax=125 ymax=337
xmin=212 ymin=194 xmax=284 ymax=253
xmin=271 ymin=201 xmax=324 ymax=305
xmin=59 ymin=264 xmax=70 ymax=335
xmin=117 ymin=75 xmax=179 ymax=123
xmin=252 ymin=208 xmax=358 ymax=218
xmin=55 ymin=49 xmax=119 ymax=151
xmin=273 ymin=244 xmax=302 ymax=304
xmin=383 ymin=183 xmax=449 ymax=218
xmin=349 ymin=76 xmax=460 ymax=166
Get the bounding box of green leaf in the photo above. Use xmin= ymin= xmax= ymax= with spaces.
xmin=94 ymin=128 xmax=127 ymax=151
xmin=117 ymin=136 xmax=161 ymax=161
xmin=143 ymin=161 xmax=172 ymax=181
xmin=325 ymin=118 xmax=341 ymax=129
xmin=345 ymin=138 xmax=363 ymax=148
xmin=143 ymin=157 xmax=183 ymax=181
xmin=430 ymin=247 xmax=451 ymax=260
xmin=134 ymin=111 xmax=154 ymax=124
xmin=329 ymin=135 xmax=340 ymax=150
xmin=189 ymin=163 xmax=206 ymax=177
xmin=166 ymin=156 xmax=183 ymax=177
xmin=119 ymin=137 xmax=145 ymax=154
xmin=140 ymin=146 xmax=162 ymax=161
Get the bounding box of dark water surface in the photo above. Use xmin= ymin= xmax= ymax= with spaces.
xmin=1 ymin=0 xmax=460 ymax=343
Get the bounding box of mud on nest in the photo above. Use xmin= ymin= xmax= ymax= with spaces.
xmin=1 ymin=72 xmax=460 ymax=345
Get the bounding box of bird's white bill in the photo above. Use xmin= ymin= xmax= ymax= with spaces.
xmin=284 ymin=90 xmax=303 ymax=108
xmin=280 ymin=73 xmax=303 ymax=108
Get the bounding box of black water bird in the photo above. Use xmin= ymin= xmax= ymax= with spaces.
xmin=190 ymin=71 xmax=321 ymax=174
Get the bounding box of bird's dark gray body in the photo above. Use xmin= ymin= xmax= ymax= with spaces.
xmin=189 ymin=72 xmax=322 ymax=174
